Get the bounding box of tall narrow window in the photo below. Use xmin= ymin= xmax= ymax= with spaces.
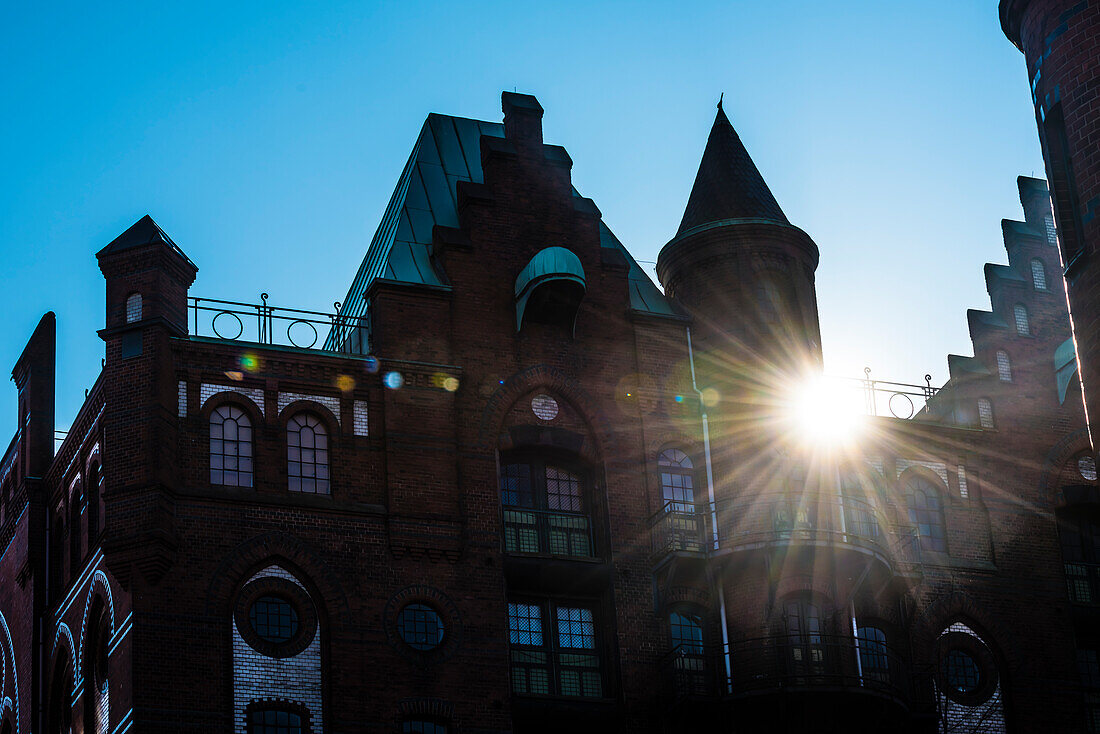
xmin=669 ymin=610 xmax=707 ymax=695
xmin=125 ymin=293 xmax=142 ymax=323
xmin=906 ymin=476 xmax=947 ymax=553
xmin=996 ymin=351 xmax=1012 ymax=382
xmin=1031 ymin=258 xmax=1048 ymax=290
xmin=1059 ymin=510 xmax=1100 ymax=604
xmin=287 ymin=413 xmax=330 ymax=494
xmin=85 ymin=599 xmax=110 ymax=734
xmin=87 ymin=463 xmax=102 ymax=540
xmin=841 ymin=472 xmax=879 ymax=539
xmin=978 ymin=398 xmax=995 ymax=429
xmin=507 ymin=600 xmax=602 ymax=698
xmin=856 ymin=626 xmax=890 ymax=684
xmin=784 ymin=598 xmax=826 ymax=677
xmin=1014 ymin=304 xmax=1030 ymax=336
xmin=210 ymin=405 xmax=253 ymax=487
xmin=658 ymin=449 xmax=695 ymax=513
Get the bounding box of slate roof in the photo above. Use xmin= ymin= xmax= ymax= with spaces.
xmin=328 ymin=114 xmax=676 ymax=349
xmin=676 ymin=104 xmax=787 ymax=236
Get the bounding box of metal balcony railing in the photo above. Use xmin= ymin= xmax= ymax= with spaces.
xmin=502 ymin=508 xmax=594 ymax=558
xmin=649 ymin=495 xmax=923 ymax=571
xmin=649 ymin=501 xmax=710 ymax=559
xmin=725 ymin=633 xmax=911 ymax=701
xmin=659 ymin=643 xmax=725 ymax=701
xmin=716 ymin=494 xmax=891 ymax=560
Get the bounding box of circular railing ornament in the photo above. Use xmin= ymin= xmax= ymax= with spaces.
xmin=212 ymin=311 xmax=244 ymax=340
xmin=888 ymin=392 xmax=915 ymax=419
xmin=287 ymin=320 xmax=319 ymax=349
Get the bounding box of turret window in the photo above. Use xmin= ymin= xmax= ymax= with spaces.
xmin=287 ymin=413 xmax=330 ymax=494
xmin=1031 ymin=258 xmax=1048 ymax=290
xmin=996 ymin=351 xmax=1012 ymax=382
xmin=1014 ymin=304 xmax=1030 ymax=336
xmin=210 ymin=405 xmax=253 ymax=487
xmin=125 ymin=292 xmax=142 ymax=323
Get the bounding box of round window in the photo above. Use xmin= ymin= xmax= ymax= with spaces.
xmin=249 ymin=595 xmax=300 ymax=643
xmin=942 ymin=649 xmax=981 ymax=694
xmin=397 ymin=603 xmax=445 ymax=650
xmin=1080 ymin=455 xmax=1097 ymax=481
xmin=531 ymin=394 xmax=559 ymax=421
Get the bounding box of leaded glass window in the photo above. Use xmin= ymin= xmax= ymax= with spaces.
xmin=508 ymin=600 xmax=601 ymax=698
xmin=287 ymin=413 xmax=330 ymax=494
xmin=1014 ymin=304 xmax=1030 ymax=336
xmin=658 ymin=449 xmax=695 ymax=513
xmin=1032 ymin=258 xmax=1047 ymax=290
xmin=248 ymin=709 xmax=303 ymax=734
xmin=906 ymin=476 xmax=947 ymax=553
xmin=978 ymin=398 xmax=995 ymax=429
xmin=249 ymin=596 xmax=299 ymax=643
xmin=996 ymin=350 xmax=1012 ymax=382
xmin=857 ymin=626 xmax=890 ymax=683
xmin=210 ymin=405 xmax=253 ymax=487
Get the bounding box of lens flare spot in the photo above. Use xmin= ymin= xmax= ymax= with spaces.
xmin=700 ymin=388 xmax=720 ymax=408
xmin=363 ymin=355 xmax=380 ymax=374
xmin=790 ymin=376 xmax=864 ymax=446
xmin=384 ymin=371 xmax=404 ymax=390
xmin=442 ymin=376 xmax=460 ymax=392
xmin=335 ymin=374 xmax=355 ymax=393
xmin=224 ymin=371 xmax=244 ymax=382
xmin=674 ymin=395 xmax=684 ymax=404
xmin=240 ymin=353 xmax=261 ymax=372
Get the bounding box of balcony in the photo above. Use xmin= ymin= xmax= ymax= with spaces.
xmin=659 ymin=635 xmax=913 ymax=707
xmin=649 ymin=501 xmax=710 ymax=564
xmin=726 ymin=634 xmax=911 ymax=702
xmin=502 ymin=508 xmax=594 ymax=559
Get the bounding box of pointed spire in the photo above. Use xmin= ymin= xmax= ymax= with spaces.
xmin=676 ymin=103 xmax=788 ymax=236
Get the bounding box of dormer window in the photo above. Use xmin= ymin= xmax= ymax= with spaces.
xmin=125 ymin=292 xmax=142 ymax=323
xmin=514 ymin=247 xmax=586 ymax=333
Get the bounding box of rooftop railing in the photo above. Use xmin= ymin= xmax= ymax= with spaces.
xmin=823 ymin=368 xmax=940 ymax=420
xmin=188 ymin=294 xmax=367 ymax=352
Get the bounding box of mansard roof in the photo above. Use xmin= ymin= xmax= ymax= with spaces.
xmin=676 ymin=102 xmax=788 ymax=236
xmin=330 ymin=112 xmax=675 ymax=347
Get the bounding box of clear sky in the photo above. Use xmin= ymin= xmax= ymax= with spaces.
xmin=0 ymin=1 xmax=1045 ymax=437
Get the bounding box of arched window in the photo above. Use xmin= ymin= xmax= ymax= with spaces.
xmin=49 ymin=511 xmax=65 ymax=598
xmin=1031 ymin=258 xmax=1047 ymax=290
xmin=47 ymin=653 xmax=73 ymax=734
xmin=1014 ymin=304 xmax=1030 ymax=336
xmin=668 ymin=609 xmax=707 ymax=694
xmin=248 ymin=707 xmax=305 ymax=734
xmin=403 ymin=722 xmax=447 ymax=734
xmin=935 ymin=622 xmax=1005 ymax=729
xmin=840 ymin=471 xmax=879 ymax=539
xmin=856 ymin=625 xmax=890 ymax=684
xmin=125 ymin=293 xmax=142 ymax=323
xmin=87 ymin=462 xmax=102 ymax=541
xmin=783 ymin=597 xmax=827 ymax=677
xmin=906 ymin=475 xmax=947 ymax=553
xmin=977 ymin=398 xmax=995 ymax=429
xmin=70 ymin=480 xmax=83 ymax=572
xmin=499 ymin=455 xmax=591 ymax=557
xmin=85 ymin=599 xmax=110 ymax=734
xmin=658 ymin=449 xmax=695 ymax=513
xmin=287 ymin=413 xmax=330 ymax=494
xmin=210 ymin=405 xmax=253 ymax=487
xmin=996 ymin=350 xmax=1012 ymax=382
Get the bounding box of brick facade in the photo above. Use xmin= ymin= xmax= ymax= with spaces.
xmin=0 ymin=84 xmax=1097 ymax=734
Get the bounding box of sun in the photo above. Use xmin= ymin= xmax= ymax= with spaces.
xmin=789 ymin=375 xmax=865 ymax=447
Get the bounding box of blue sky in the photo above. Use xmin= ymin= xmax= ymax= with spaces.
xmin=0 ymin=1 xmax=1044 ymax=436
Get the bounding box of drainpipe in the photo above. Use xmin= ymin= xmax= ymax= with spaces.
xmin=686 ymin=327 xmax=733 ymax=692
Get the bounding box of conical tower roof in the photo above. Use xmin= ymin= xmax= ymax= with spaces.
xmin=676 ymin=100 xmax=788 ymax=236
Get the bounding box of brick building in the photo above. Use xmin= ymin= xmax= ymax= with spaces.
xmin=1 ymin=84 xmax=1098 ymax=732
xmin=1000 ymin=0 xmax=1100 ymax=446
